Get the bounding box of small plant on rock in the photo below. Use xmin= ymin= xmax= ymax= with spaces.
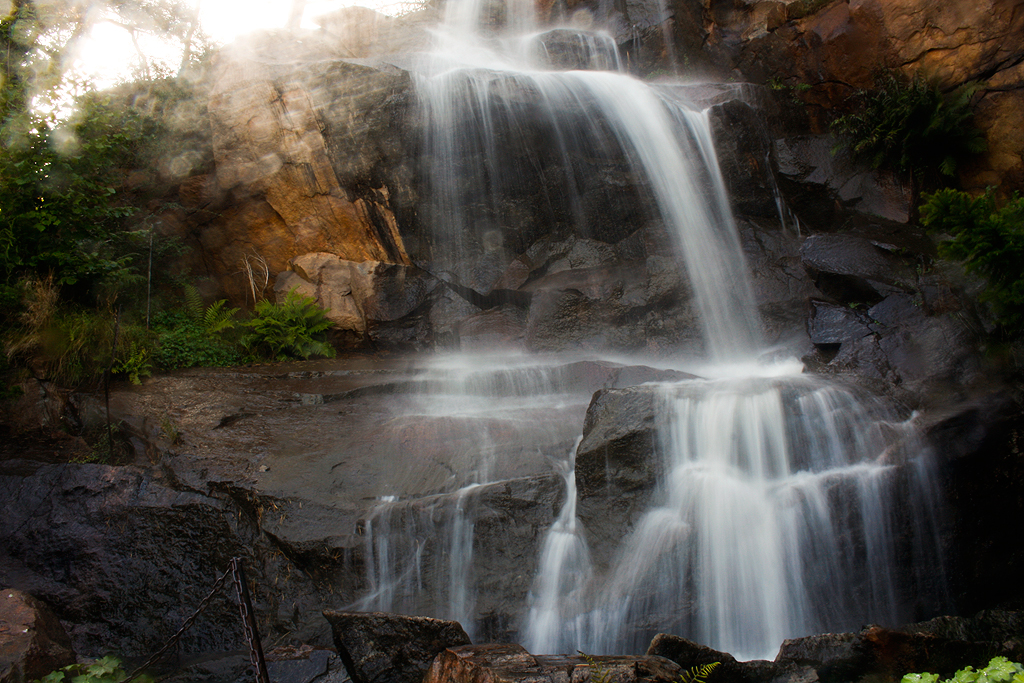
xmin=831 ymin=72 xmax=986 ymax=184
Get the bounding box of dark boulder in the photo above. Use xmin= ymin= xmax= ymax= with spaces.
xmin=800 ymin=233 xmax=916 ymax=303
xmin=575 ymin=385 xmax=665 ymax=570
xmin=323 ymin=611 xmax=470 ymax=683
xmin=0 ymin=461 xmax=267 ymax=657
xmin=647 ymin=634 xmax=815 ymax=683
xmin=776 ymin=624 xmax=1024 ymax=683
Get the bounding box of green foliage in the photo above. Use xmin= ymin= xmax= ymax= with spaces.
xmin=679 ymin=663 xmax=720 ymax=683
xmin=0 ymin=92 xmax=162 ymax=317
xmin=241 ymin=289 xmax=336 ymax=362
xmin=831 ymin=73 xmax=986 ymax=180
xmin=151 ymin=288 xmax=241 ymax=370
xmin=4 ymin=276 xmax=154 ymax=386
xmin=901 ymin=657 xmax=1024 ymax=683
xmin=33 ymin=655 xmax=152 ymax=683
xmin=920 ymin=188 xmax=1024 ymax=331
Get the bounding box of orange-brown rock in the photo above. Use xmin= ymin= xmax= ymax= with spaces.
xmin=0 ymin=589 xmax=76 ymax=683
xmin=716 ymin=0 xmax=1024 ymax=193
xmin=202 ymin=42 xmax=414 ymax=304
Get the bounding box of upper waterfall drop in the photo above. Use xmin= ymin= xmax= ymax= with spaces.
xmin=414 ymin=0 xmax=762 ymax=361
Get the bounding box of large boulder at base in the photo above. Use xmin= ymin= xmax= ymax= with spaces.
xmin=647 ymin=634 xmax=815 ymax=683
xmin=423 ymin=643 xmax=685 ymax=683
xmin=775 ymin=623 xmax=1024 ymax=683
xmin=0 ymin=461 xmax=278 ymax=657
xmin=275 ymin=252 xmax=439 ymax=344
xmin=323 ymin=611 xmax=470 ymax=683
xmin=0 ymin=589 xmax=76 ymax=683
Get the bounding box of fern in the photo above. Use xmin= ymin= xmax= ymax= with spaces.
xmin=831 ymin=72 xmax=986 ymax=181
xmin=679 ymin=662 xmax=719 ymax=683
xmin=242 ymin=289 xmax=336 ymax=361
xmin=578 ymin=651 xmax=613 ymax=683
xmin=202 ymin=299 xmax=239 ymax=337
xmin=921 ymin=188 xmax=1024 ymax=332
xmin=183 ymin=283 xmax=204 ymax=321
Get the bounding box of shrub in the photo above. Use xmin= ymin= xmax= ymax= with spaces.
xmin=241 ymin=289 xmax=335 ymax=361
xmin=4 ymin=277 xmax=154 ymax=386
xmin=831 ymin=73 xmax=986 ymax=181
xmin=901 ymin=657 xmax=1024 ymax=683
xmin=151 ymin=288 xmax=241 ymax=370
xmin=34 ymin=655 xmax=153 ymax=683
xmin=920 ymin=188 xmax=1024 ymax=331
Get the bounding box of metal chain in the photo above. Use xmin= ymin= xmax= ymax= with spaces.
xmin=231 ymin=558 xmax=271 ymax=683
xmin=122 ymin=566 xmax=233 ymax=683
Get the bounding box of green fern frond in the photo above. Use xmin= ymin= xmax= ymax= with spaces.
xmin=679 ymin=662 xmax=720 ymax=683
xmin=203 ymin=299 xmax=239 ymax=336
xmin=183 ymin=283 xmax=203 ymax=321
xmin=578 ymin=651 xmax=613 ymax=683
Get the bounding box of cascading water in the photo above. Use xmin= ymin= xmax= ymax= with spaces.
xmin=349 ymin=0 xmax=948 ymax=661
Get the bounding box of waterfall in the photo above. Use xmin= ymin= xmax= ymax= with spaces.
xmin=349 ymin=0 xmax=948 ymax=661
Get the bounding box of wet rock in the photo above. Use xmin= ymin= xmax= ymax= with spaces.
xmin=424 ymin=643 xmax=684 ymax=683
xmin=0 ymin=589 xmax=76 ymax=683
xmin=805 ymin=291 xmax=982 ymax=406
xmin=774 ymin=135 xmax=912 ymax=224
xmin=800 ymin=234 xmax=915 ymax=303
xmin=323 ymin=611 xmax=470 ymax=683
xmin=527 ymin=30 xmax=621 ymax=71
xmin=807 ymin=300 xmax=872 ymax=345
xmin=575 ymin=385 xmax=663 ymax=569
xmin=708 ymin=99 xmax=781 ymax=221
xmin=457 ymin=305 xmax=528 ymax=350
xmin=738 ymin=220 xmax=821 ymax=347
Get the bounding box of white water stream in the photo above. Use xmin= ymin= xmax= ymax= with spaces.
xmin=349 ymin=0 xmax=948 ymax=661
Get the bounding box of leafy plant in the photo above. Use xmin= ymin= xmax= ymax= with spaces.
xmin=831 ymin=73 xmax=986 ymax=181
xmin=902 ymin=657 xmax=1024 ymax=683
xmin=33 ymin=655 xmax=153 ymax=683
xmin=241 ymin=289 xmax=336 ymax=362
xmin=151 ymin=285 xmax=241 ymax=370
xmin=920 ymin=188 xmax=1024 ymax=331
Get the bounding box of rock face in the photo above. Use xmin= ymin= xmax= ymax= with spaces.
xmin=700 ymin=0 xmax=1024 ymax=194
xmin=324 ymin=612 xmax=471 ymax=683
xmin=797 ymin=230 xmax=985 ymax=406
xmin=0 ymin=589 xmax=76 ymax=683
xmin=199 ymin=43 xmax=416 ymax=304
xmin=275 ymin=252 xmax=439 ymax=345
